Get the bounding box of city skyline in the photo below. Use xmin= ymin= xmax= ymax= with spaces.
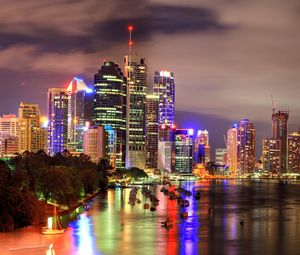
xmin=0 ymin=0 xmax=299 ymax=158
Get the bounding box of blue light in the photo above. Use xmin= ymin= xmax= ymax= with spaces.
xmin=187 ymin=129 xmax=194 ymax=136
xmin=86 ymin=88 xmax=93 ymax=93
xmin=74 ymin=77 xmax=83 ymax=82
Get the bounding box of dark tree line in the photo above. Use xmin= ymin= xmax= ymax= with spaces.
xmin=0 ymin=150 xmax=112 ymax=232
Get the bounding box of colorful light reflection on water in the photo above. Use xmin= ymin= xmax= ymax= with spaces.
xmin=1 ymin=180 xmax=300 ymax=255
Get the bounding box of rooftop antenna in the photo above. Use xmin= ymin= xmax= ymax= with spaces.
xmin=271 ymin=94 xmax=275 ymax=114
xmin=223 ymin=134 xmax=227 ymax=147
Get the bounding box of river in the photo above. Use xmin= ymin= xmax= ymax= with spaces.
xmin=1 ymin=180 xmax=300 ymax=255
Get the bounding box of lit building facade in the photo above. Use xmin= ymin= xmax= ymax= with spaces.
xmin=83 ymin=126 xmax=106 ymax=163
xmin=288 ymin=130 xmax=300 ymax=173
xmin=18 ymin=102 xmax=45 ymax=154
xmin=105 ymin=126 xmax=117 ymax=169
xmin=238 ymin=119 xmax=256 ymax=174
xmin=0 ymin=114 xmax=18 ymax=137
xmin=154 ymin=71 xmax=175 ymax=125
xmin=145 ymin=94 xmax=159 ymax=170
xmin=124 ymin=55 xmax=147 ymax=169
xmin=158 ymin=124 xmax=176 ymax=172
xmin=215 ymin=148 xmax=227 ymax=165
xmin=272 ymin=110 xmax=289 ymax=173
xmin=175 ymin=129 xmax=194 ymax=173
xmin=47 ymin=88 xmax=68 ymax=155
xmin=67 ymin=77 xmax=91 ymax=154
xmin=194 ymin=130 xmax=210 ymax=164
xmin=0 ymin=133 xmax=18 ymax=158
xmin=226 ymin=125 xmax=238 ymax=175
xmin=262 ymin=138 xmax=281 ymax=173
xmin=94 ymin=61 xmax=127 ymax=169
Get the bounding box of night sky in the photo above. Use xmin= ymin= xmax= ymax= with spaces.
xmin=0 ymin=0 xmax=299 ymax=158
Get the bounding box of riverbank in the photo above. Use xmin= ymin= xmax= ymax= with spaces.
xmin=44 ymin=190 xmax=103 ymax=217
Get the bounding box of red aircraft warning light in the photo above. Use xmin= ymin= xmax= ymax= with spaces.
xmin=128 ymin=25 xmax=134 ymax=31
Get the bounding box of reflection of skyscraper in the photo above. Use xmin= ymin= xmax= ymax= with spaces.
xmin=262 ymin=138 xmax=280 ymax=173
xmin=47 ymin=88 xmax=68 ymax=155
xmin=227 ymin=124 xmax=238 ymax=175
xmin=194 ymin=130 xmax=210 ymax=164
xmin=238 ymin=119 xmax=256 ymax=173
xmin=154 ymin=71 xmax=175 ymax=125
xmin=94 ymin=61 xmax=127 ymax=169
xmin=272 ymin=110 xmax=289 ymax=172
xmin=67 ymin=77 xmax=91 ymax=154
xmin=18 ymin=102 xmax=45 ymax=154
xmin=175 ymin=129 xmax=194 ymax=173
xmin=288 ymin=130 xmax=300 ymax=173
xmin=145 ymin=94 xmax=159 ymax=170
xmin=124 ymin=55 xmax=147 ymax=169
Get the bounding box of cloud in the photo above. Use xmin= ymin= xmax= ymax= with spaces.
xmin=0 ymin=0 xmax=233 ymax=54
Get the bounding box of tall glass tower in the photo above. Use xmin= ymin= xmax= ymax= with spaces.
xmin=124 ymin=55 xmax=147 ymax=169
xmin=145 ymin=94 xmax=159 ymax=170
xmin=238 ymin=119 xmax=256 ymax=174
xmin=154 ymin=71 xmax=175 ymax=125
xmin=94 ymin=61 xmax=127 ymax=169
xmin=175 ymin=129 xmax=194 ymax=173
xmin=227 ymin=124 xmax=238 ymax=176
xmin=67 ymin=77 xmax=91 ymax=154
xmin=272 ymin=110 xmax=289 ymax=173
xmin=47 ymin=88 xmax=68 ymax=155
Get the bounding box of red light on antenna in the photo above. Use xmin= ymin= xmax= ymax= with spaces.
xmin=128 ymin=25 xmax=133 ymax=31
xmin=129 ymin=40 xmax=133 ymax=46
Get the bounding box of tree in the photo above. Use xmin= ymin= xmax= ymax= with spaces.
xmin=126 ymin=167 xmax=148 ymax=180
xmin=81 ymin=168 xmax=100 ymax=195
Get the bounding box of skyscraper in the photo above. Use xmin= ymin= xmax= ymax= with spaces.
xmin=94 ymin=61 xmax=127 ymax=169
xmin=194 ymin=130 xmax=210 ymax=164
xmin=124 ymin=55 xmax=147 ymax=169
xmin=287 ymin=130 xmax=300 ymax=173
xmin=0 ymin=114 xmax=18 ymax=137
xmin=262 ymin=138 xmax=281 ymax=173
xmin=18 ymin=102 xmax=45 ymax=154
xmin=175 ymin=129 xmax=194 ymax=173
xmin=0 ymin=133 xmax=18 ymax=158
xmin=215 ymin=148 xmax=227 ymax=165
xmin=83 ymin=126 xmax=106 ymax=163
xmin=67 ymin=77 xmax=91 ymax=154
xmin=272 ymin=110 xmax=289 ymax=172
xmin=158 ymin=124 xmax=176 ymax=173
xmin=145 ymin=94 xmax=159 ymax=170
xmin=226 ymin=124 xmax=238 ymax=176
xmin=154 ymin=71 xmax=175 ymax=125
xmin=47 ymin=88 xmax=68 ymax=155
xmin=238 ymin=119 xmax=256 ymax=173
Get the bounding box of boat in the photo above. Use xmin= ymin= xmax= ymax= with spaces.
xmin=180 ymin=211 xmax=188 ymax=219
xmin=161 ymin=219 xmax=173 ymax=229
xmin=42 ymin=201 xmax=65 ymax=235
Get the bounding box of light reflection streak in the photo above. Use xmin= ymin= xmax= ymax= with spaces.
xmin=71 ymin=214 xmax=100 ymax=255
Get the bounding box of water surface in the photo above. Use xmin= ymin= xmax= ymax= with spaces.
xmin=1 ymin=180 xmax=300 ymax=255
